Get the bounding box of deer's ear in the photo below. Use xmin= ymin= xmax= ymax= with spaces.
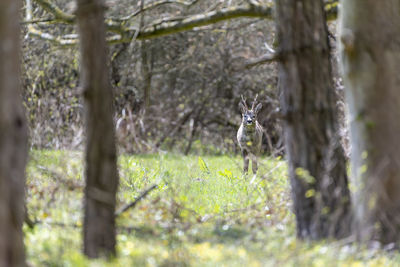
xmin=239 ymin=102 xmax=247 ymax=113
xmin=254 ymin=103 xmax=262 ymax=114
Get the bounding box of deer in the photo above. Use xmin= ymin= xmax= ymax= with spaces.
xmin=237 ymin=94 xmax=263 ymax=174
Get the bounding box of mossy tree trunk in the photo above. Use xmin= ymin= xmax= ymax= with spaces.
xmin=276 ymin=0 xmax=351 ymax=239
xmin=339 ymin=0 xmax=400 ymax=244
xmin=76 ymin=0 xmax=119 ymax=258
xmin=0 ymin=0 xmax=29 ymax=266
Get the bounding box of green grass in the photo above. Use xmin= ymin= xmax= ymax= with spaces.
xmin=25 ymin=150 xmax=400 ymax=266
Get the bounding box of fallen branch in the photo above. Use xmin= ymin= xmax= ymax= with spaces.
xmin=115 ymin=184 xmax=159 ymax=216
xmin=244 ymin=52 xmax=279 ymax=69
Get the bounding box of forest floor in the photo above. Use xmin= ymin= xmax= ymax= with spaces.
xmin=25 ymin=151 xmax=399 ymax=266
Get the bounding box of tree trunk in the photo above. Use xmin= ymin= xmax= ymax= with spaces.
xmin=141 ymin=41 xmax=153 ymax=108
xmin=339 ymin=0 xmax=400 ymax=244
xmin=76 ymin=0 xmax=119 ymax=258
xmin=0 ymin=0 xmax=29 ymax=266
xmin=276 ymin=0 xmax=351 ymax=239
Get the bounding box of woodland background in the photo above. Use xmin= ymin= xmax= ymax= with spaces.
xmin=23 ymin=0 xmax=283 ymax=156
xmin=2 ymin=0 xmax=400 ymax=266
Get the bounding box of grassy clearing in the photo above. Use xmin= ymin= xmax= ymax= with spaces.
xmin=25 ymin=150 xmax=400 ymax=266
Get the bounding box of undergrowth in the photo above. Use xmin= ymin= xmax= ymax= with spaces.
xmin=25 ymin=150 xmax=400 ymax=266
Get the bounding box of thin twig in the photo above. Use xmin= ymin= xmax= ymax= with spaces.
xmin=113 ymin=0 xmax=199 ymax=22
xmin=21 ymin=18 xmax=61 ymax=24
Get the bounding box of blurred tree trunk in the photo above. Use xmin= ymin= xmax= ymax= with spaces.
xmin=0 ymin=0 xmax=29 ymax=266
xmin=276 ymin=0 xmax=351 ymax=239
xmin=76 ymin=0 xmax=119 ymax=258
xmin=141 ymin=41 xmax=153 ymax=108
xmin=339 ymin=0 xmax=400 ymax=244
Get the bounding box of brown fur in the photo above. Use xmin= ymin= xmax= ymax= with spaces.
xmin=237 ymin=95 xmax=263 ymax=174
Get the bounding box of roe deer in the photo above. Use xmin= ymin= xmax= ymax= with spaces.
xmin=237 ymin=94 xmax=263 ymax=174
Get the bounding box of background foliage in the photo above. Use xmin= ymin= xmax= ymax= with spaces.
xmin=22 ymin=0 xmax=281 ymax=154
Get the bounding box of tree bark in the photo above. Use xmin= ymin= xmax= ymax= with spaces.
xmin=0 ymin=0 xmax=29 ymax=266
xmin=276 ymin=0 xmax=351 ymax=239
xmin=76 ymin=0 xmax=119 ymax=258
xmin=339 ymin=0 xmax=400 ymax=244
xmin=141 ymin=41 xmax=153 ymax=108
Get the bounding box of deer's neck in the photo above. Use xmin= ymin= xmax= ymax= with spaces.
xmin=243 ymin=123 xmax=257 ymax=132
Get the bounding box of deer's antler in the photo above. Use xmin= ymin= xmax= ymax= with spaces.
xmin=251 ymin=94 xmax=259 ymax=110
xmin=240 ymin=95 xmax=248 ymax=110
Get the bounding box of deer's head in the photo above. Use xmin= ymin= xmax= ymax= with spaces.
xmin=239 ymin=94 xmax=262 ymax=127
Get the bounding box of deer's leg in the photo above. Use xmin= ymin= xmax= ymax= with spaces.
xmin=242 ymin=150 xmax=249 ymax=174
xmin=252 ymin=155 xmax=258 ymax=174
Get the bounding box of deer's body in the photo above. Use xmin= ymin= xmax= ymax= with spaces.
xmin=237 ymin=95 xmax=263 ymax=174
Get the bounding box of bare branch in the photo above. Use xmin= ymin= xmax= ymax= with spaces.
xmin=26 ymin=0 xmax=338 ymax=46
xmin=26 ymin=0 xmax=32 ymax=20
xmin=33 ymin=0 xmax=75 ymax=23
xmin=25 ymin=0 xmax=79 ymax=45
xmin=26 ymin=26 xmax=77 ymax=46
xmin=26 ymin=26 xmax=132 ymax=46
xmin=135 ymin=4 xmax=273 ymax=39
xmin=115 ymin=184 xmax=158 ymax=216
xmin=31 ymin=0 xmax=337 ymax=26
xmin=113 ymin=0 xmax=199 ymax=22
xmin=21 ymin=18 xmax=58 ymax=24
xmin=246 ymin=0 xmax=261 ymax=6
xmin=31 ymin=0 xmax=129 ymax=34
xmin=26 ymin=4 xmax=273 ymax=46
xmin=244 ymin=52 xmax=279 ymax=69
xmin=264 ymin=42 xmax=275 ymax=54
